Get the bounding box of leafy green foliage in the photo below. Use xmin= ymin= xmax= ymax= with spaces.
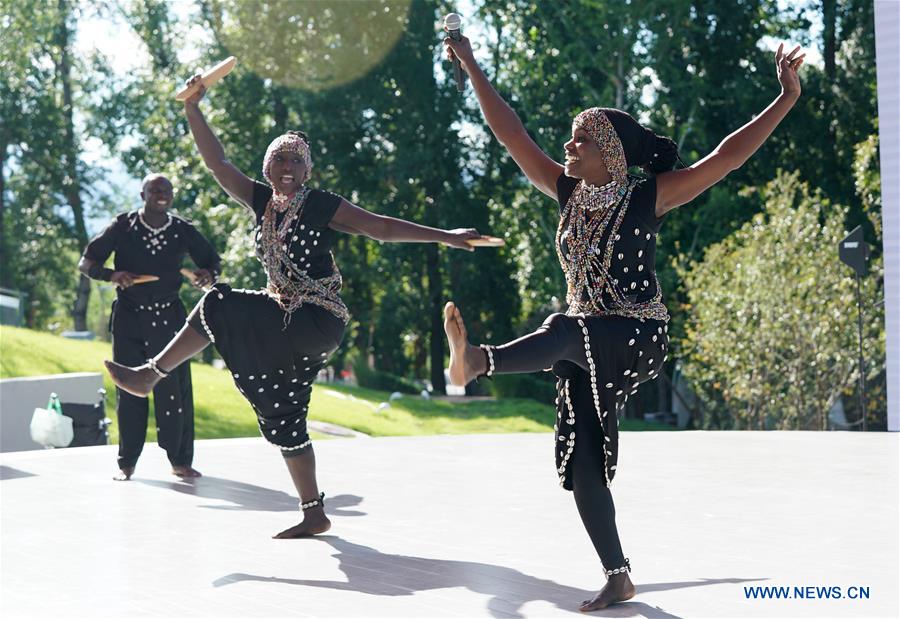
xmin=1 ymin=0 xmax=884 ymax=427
xmin=1 ymin=0 xmax=100 ymax=327
xmin=679 ymin=170 xmax=883 ymax=429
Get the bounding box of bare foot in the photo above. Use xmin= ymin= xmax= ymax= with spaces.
xmin=113 ymin=467 xmax=135 ymax=481
xmin=579 ymin=573 xmax=635 ymax=612
xmin=172 ymin=465 xmax=202 ymax=478
xmin=272 ymin=506 xmax=331 ymax=539
xmin=104 ymin=360 xmax=159 ymax=398
xmin=443 ymin=302 xmax=485 ymax=385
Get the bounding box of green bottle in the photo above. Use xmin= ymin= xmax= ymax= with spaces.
xmin=48 ymin=393 xmax=63 ymax=415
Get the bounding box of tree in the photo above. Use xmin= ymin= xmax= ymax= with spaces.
xmin=1 ymin=0 xmax=103 ymax=329
xmin=4 ymin=0 xmax=884 ymax=415
xmin=54 ymin=0 xmax=93 ymax=331
xmin=93 ymin=0 xmax=518 ymax=392
xmin=679 ymin=170 xmax=883 ymax=429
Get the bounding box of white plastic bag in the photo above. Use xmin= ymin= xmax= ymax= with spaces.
xmin=30 ymin=407 xmax=74 ymax=448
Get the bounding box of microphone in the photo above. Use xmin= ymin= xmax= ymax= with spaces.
xmin=443 ymin=13 xmax=465 ymax=92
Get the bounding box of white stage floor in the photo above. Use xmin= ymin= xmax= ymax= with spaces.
xmin=1 ymin=432 xmax=897 ymax=618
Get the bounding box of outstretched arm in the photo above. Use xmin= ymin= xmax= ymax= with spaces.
xmin=444 ymin=35 xmax=563 ymax=200
xmin=182 ymin=76 xmax=255 ymax=209
xmin=655 ymin=44 xmax=805 ymax=217
xmin=330 ymin=200 xmax=481 ymax=251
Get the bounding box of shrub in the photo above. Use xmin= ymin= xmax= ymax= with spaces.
xmin=679 ymin=170 xmax=884 ymax=430
xmin=489 ymin=373 xmax=556 ymax=403
xmin=352 ymin=358 xmax=421 ymax=394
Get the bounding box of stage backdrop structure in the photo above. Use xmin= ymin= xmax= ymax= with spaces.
xmin=875 ymin=0 xmax=899 ymax=432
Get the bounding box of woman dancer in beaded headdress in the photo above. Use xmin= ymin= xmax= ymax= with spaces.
xmin=443 ymin=33 xmax=804 ymax=611
xmin=106 ymin=75 xmax=489 ymax=538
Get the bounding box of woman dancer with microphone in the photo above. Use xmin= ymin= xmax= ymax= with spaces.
xmin=443 ymin=32 xmax=804 ymax=611
xmin=106 ymin=75 xmax=489 ymax=539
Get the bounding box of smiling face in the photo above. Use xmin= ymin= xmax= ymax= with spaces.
xmin=563 ymin=125 xmax=612 ymax=186
xmin=140 ymin=175 xmax=174 ymax=215
xmin=269 ymin=150 xmax=307 ymax=195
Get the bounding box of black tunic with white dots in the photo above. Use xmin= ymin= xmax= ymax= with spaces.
xmin=84 ymin=210 xmax=221 ymax=347
xmin=189 ymin=181 xmax=346 ymax=454
xmin=85 ymin=211 xmax=221 ymax=310
xmin=553 ymin=173 xmax=669 ymax=490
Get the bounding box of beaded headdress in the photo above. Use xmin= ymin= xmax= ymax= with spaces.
xmin=262 ymin=134 xmax=313 ymax=189
xmin=573 ymin=108 xmax=628 ymax=186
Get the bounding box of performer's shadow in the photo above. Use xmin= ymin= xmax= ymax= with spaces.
xmin=0 ymin=465 xmax=36 ymax=481
xmin=138 ymin=476 xmax=365 ymax=516
xmin=214 ymin=537 xmax=760 ymax=618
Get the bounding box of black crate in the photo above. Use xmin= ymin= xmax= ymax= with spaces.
xmin=61 ymin=391 xmax=110 ymax=447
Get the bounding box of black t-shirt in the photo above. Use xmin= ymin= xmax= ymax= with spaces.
xmin=250 ymin=181 xmax=343 ymax=280
xmin=83 ymin=211 xmax=221 ymax=305
xmin=555 ymin=173 xmax=665 ymax=304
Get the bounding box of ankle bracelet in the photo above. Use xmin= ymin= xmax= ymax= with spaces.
xmin=480 ymin=345 xmax=495 ymax=378
xmin=147 ymin=358 xmax=169 ymax=378
xmin=605 ymin=558 xmax=631 ymax=578
xmin=300 ymin=492 xmax=325 ymax=511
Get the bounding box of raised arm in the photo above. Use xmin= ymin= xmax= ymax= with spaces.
xmin=444 ymin=35 xmax=563 ymax=200
xmin=330 ymin=199 xmax=481 ymax=251
xmin=182 ymin=76 xmax=255 ymax=209
xmin=655 ymin=44 xmax=805 ymax=217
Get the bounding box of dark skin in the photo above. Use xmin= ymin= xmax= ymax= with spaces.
xmin=105 ymin=73 xmax=490 ymax=538
xmin=444 ymin=32 xmax=804 ymax=612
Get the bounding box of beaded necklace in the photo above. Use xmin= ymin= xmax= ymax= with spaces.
xmin=137 ymin=211 xmax=172 ymax=255
xmin=556 ymin=178 xmax=668 ymax=322
xmin=574 ymin=178 xmax=627 ymax=212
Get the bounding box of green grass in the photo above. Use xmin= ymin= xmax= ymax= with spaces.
xmin=1 ymin=326 xmax=673 ymax=443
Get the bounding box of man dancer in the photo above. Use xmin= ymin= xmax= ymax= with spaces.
xmin=78 ymin=173 xmax=221 ymax=480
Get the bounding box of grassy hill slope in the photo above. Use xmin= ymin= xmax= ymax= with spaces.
xmin=1 ymin=326 xmax=671 ymax=444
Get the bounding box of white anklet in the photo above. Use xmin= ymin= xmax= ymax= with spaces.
xmin=480 ymin=345 xmax=495 ymax=377
xmin=147 ymin=358 xmax=169 ymax=378
xmin=300 ymin=492 xmax=325 ymax=511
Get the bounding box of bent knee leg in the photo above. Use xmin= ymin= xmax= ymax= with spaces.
xmin=541 ymin=313 xmax=588 ymax=368
xmin=540 ymin=312 xmax=572 ymax=333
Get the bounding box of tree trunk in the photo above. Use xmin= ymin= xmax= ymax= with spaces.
xmin=55 ymin=0 xmax=90 ymax=330
xmin=426 ymin=244 xmax=446 ymax=394
xmin=822 ymin=0 xmax=837 ymax=80
xmin=414 ymin=334 xmax=427 ymax=381
xmin=657 ymin=366 xmax=669 ymax=412
xmin=403 ymin=0 xmax=447 ymax=394
xmin=273 ymin=86 xmax=288 ymax=133
xmin=615 ymin=51 xmax=625 ymax=109
xmin=0 ymin=141 xmax=7 ymax=288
